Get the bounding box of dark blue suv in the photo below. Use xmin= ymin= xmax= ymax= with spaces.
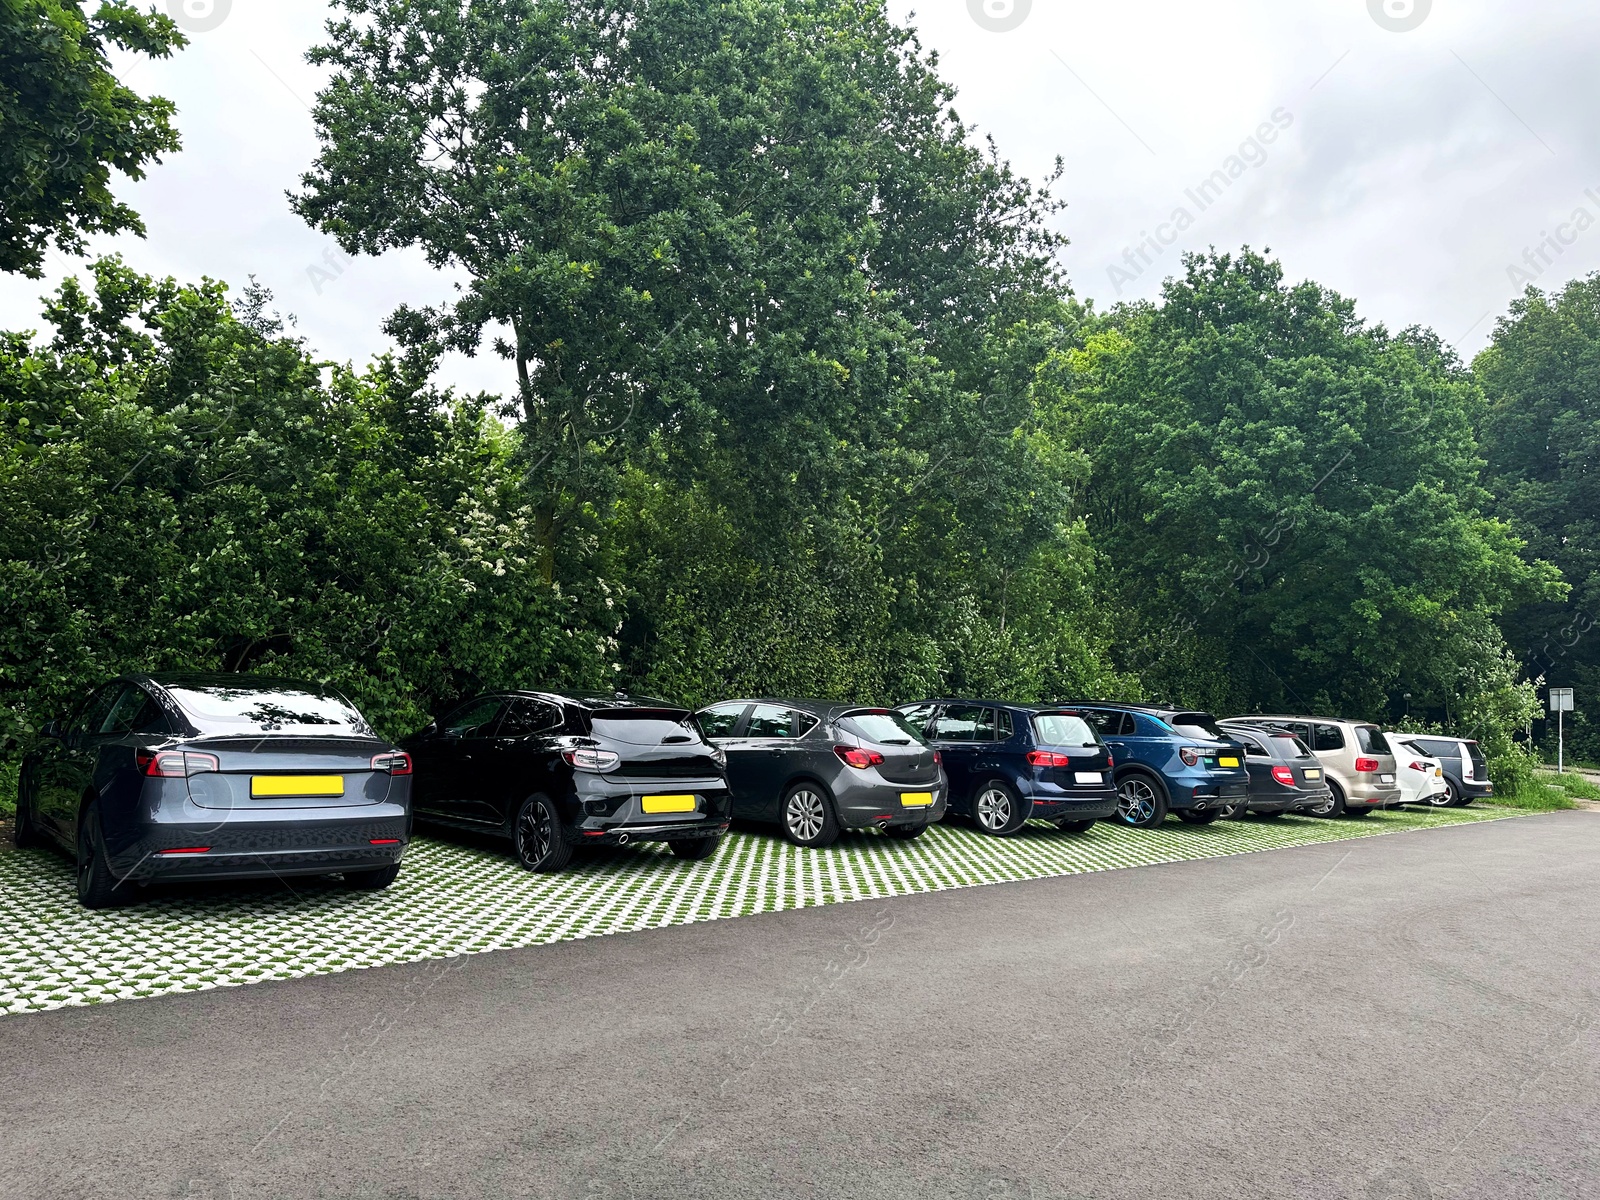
xmin=1069 ymin=704 xmax=1248 ymax=828
xmin=894 ymin=700 xmax=1118 ymax=835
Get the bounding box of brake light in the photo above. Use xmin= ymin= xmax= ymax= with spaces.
xmin=1355 ymin=757 xmax=1379 ymax=773
xmin=563 ymin=747 xmax=621 ymax=772
xmin=933 ymin=750 xmax=942 ymax=767
xmin=137 ymin=750 xmax=219 ymax=777
xmin=1108 ymin=755 xmax=1114 ymax=767
xmin=371 ymin=752 xmax=413 ymax=775
xmin=1179 ymin=747 xmax=1207 ymax=767
xmin=157 ymin=847 xmax=210 ymax=856
xmin=833 ymin=745 xmax=884 ymax=769
xmin=1408 ymin=760 xmax=1429 ymax=773
xmin=1027 ymin=750 xmax=1073 ymax=767
xmin=1271 ymin=766 xmax=1296 ymax=786
xmin=369 ymin=838 xmax=401 ymax=845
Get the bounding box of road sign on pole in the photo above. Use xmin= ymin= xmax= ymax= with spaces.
xmin=1550 ymin=688 xmax=1575 ymax=772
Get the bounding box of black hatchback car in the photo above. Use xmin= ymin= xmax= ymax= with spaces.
xmin=15 ymin=674 xmax=413 ymax=908
xmin=895 ymin=700 xmax=1119 ymax=835
xmin=404 ymin=691 xmax=732 ymax=871
xmin=1217 ymin=721 xmax=1334 ymax=817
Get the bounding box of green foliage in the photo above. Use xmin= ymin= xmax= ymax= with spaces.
xmin=1493 ymin=769 xmax=1585 ymax=812
xmin=1478 ymin=273 xmax=1600 ymax=759
xmin=1063 ymin=249 xmax=1562 ymax=738
xmin=0 ymin=0 xmax=185 ymax=277
xmin=0 ymin=260 xmax=613 ymax=751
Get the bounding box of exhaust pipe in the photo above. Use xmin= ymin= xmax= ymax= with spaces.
xmin=616 ymin=831 xmax=630 ymax=845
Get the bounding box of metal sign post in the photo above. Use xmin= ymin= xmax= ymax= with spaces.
xmin=1550 ymin=688 xmax=1574 ymax=772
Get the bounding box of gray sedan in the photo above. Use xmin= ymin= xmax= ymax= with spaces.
xmin=694 ymin=701 xmax=948 ymax=847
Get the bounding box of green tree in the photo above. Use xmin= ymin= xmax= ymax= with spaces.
xmin=0 ymin=259 xmax=613 ymax=765
xmin=0 ymin=0 xmax=185 ymax=277
xmin=1064 ymin=249 xmax=1561 ymax=728
xmin=1477 ymin=273 xmax=1600 ymax=759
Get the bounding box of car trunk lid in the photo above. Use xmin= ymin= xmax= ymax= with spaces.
xmin=183 ymin=736 xmax=392 ymax=809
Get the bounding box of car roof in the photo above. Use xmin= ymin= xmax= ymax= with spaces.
xmin=895 ymin=698 xmax=1082 ymax=711
xmin=1228 ymin=714 xmax=1380 ymax=727
xmin=702 ymin=698 xmax=903 ymax=721
xmin=140 ymin=672 xmax=347 ymax=695
xmin=502 ymin=689 xmax=684 ymax=713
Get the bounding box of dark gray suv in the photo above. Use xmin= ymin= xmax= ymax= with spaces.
xmin=695 ymin=701 xmax=948 ymax=847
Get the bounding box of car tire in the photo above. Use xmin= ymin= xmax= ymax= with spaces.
xmin=1307 ymin=782 xmax=1346 ymax=819
xmin=1444 ymin=780 xmax=1469 ymax=807
xmin=13 ymin=770 xmax=42 ymax=849
xmin=1055 ymin=819 xmax=1096 ymax=834
xmin=345 ymin=863 xmax=402 ymax=890
xmin=513 ymin=795 xmax=574 ymax=872
xmin=882 ymin=823 xmax=927 ymax=840
xmin=1178 ymin=808 xmax=1222 ymax=825
xmin=1114 ymin=774 xmax=1168 ymax=828
xmin=972 ymin=780 xmax=1027 ymax=836
xmin=781 ymin=784 xmax=840 ymax=848
xmin=670 ymin=835 xmax=722 ymax=860
xmin=75 ymin=801 xmax=127 ymax=909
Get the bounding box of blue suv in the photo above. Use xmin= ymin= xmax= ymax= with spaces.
xmin=894 ymin=700 xmax=1118 ymax=835
xmin=1068 ymin=704 xmax=1249 ymax=828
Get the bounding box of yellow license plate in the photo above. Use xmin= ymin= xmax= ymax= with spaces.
xmin=1304 ymin=769 xmax=1321 ymax=779
xmin=900 ymin=792 xmax=934 ymax=807
xmin=1218 ymin=756 xmax=1240 ymax=768
xmin=641 ymin=794 xmax=697 ymax=814
xmin=251 ymin=774 xmax=344 ymax=798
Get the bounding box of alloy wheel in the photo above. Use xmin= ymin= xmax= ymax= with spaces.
xmin=975 ymin=787 xmax=1013 ymax=832
xmin=1429 ymin=781 xmax=1458 ymax=808
xmin=516 ymin=800 xmax=555 ymax=867
xmin=785 ymin=790 xmax=826 ymax=842
xmin=1117 ymin=778 xmax=1157 ymax=825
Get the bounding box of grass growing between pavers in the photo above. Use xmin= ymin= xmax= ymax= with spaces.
xmin=0 ymin=804 xmax=1521 ymax=1016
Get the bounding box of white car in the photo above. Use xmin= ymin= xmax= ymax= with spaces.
xmin=1385 ymin=734 xmax=1451 ymax=806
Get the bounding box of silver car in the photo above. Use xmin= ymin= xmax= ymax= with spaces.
xmin=1224 ymin=715 xmax=1402 ymax=816
xmin=695 ymin=700 xmax=948 ymax=847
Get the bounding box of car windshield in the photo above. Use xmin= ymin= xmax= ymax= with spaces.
xmin=1168 ymin=712 xmax=1228 ymax=741
xmin=1031 ymin=713 xmax=1099 ymax=748
xmin=166 ymin=684 xmax=372 ymax=735
xmin=591 ymin=712 xmax=697 ymax=746
xmin=841 ymin=711 xmax=921 ymax=745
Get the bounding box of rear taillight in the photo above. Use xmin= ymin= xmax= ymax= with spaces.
xmin=563 ymin=747 xmax=621 ymax=773
xmin=1407 ymin=760 xmax=1429 ymax=773
xmin=1026 ymin=750 xmax=1073 ymax=767
xmin=833 ymin=745 xmax=885 ymax=769
xmin=1179 ymin=747 xmax=1207 ymax=767
xmin=933 ymin=750 xmax=942 ymax=767
xmin=137 ymin=750 xmax=219 ymax=778
xmin=371 ymin=752 xmax=413 ymax=775
xmin=1271 ymin=766 xmax=1296 ymax=786
xmin=1107 ymin=754 xmax=1114 ymax=767
xmin=1355 ymin=757 xmax=1380 ymax=773
xmin=157 ymin=846 xmax=210 ymax=856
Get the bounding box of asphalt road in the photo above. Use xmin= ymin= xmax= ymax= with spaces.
xmin=2 ymin=812 xmax=1596 ymax=1200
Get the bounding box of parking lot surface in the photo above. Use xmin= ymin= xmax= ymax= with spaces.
xmin=0 ymin=810 xmax=1593 ymax=1200
xmin=1 ymin=806 xmax=1510 ymax=1015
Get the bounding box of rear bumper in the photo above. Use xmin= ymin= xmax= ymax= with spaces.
xmin=1347 ymin=784 xmax=1404 ymax=807
xmin=111 ymin=805 xmax=410 ymax=882
xmin=1176 ymin=779 xmax=1249 ymax=812
xmin=1461 ymin=780 xmax=1494 ymax=799
xmin=835 ymin=781 xmax=948 ymax=829
xmin=1023 ymin=783 xmax=1119 ymax=821
xmin=573 ymin=779 xmax=733 ymax=840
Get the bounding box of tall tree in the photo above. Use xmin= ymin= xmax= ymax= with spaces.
xmin=0 ymin=0 xmax=185 ymax=277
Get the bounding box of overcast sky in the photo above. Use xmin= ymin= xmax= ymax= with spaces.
xmin=3 ymin=0 xmax=1597 ymax=395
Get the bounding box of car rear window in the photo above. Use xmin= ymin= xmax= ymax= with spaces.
xmin=1168 ymin=712 xmax=1227 ymax=741
xmin=1410 ymin=737 xmax=1457 ymax=758
xmin=1274 ymin=734 xmax=1314 ymax=758
xmin=591 ymin=712 xmax=699 ymax=746
xmin=841 ymin=711 xmax=920 ymax=745
xmin=1355 ymin=725 xmax=1386 ymax=754
xmin=167 ymin=684 xmax=372 ymax=735
xmin=1031 ymin=713 xmax=1099 ymax=748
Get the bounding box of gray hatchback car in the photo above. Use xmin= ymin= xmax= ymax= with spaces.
xmin=694 ymin=700 xmax=948 ymax=847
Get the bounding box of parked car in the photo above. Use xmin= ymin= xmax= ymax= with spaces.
xmin=1063 ymin=705 xmax=1249 ymax=828
xmin=15 ymin=674 xmax=413 ymax=908
xmin=1224 ymin=716 xmax=1402 ymax=816
xmin=1384 ymin=734 xmax=1452 ymax=807
xmin=892 ymin=700 xmax=1118 ymax=835
xmin=693 ymin=701 xmax=946 ymax=847
xmin=1216 ymin=722 xmax=1335 ymax=817
xmin=1389 ymin=735 xmax=1492 ymax=806
xmin=404 ymin=691 xmax=731 ymax=871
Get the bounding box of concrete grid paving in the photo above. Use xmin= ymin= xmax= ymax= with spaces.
xmin=0 ymin=805 xmax=1516 ymax=1017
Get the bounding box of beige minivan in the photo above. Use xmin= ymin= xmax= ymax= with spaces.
xmin=1224 ymin=716 xmax=1402 ymax=817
